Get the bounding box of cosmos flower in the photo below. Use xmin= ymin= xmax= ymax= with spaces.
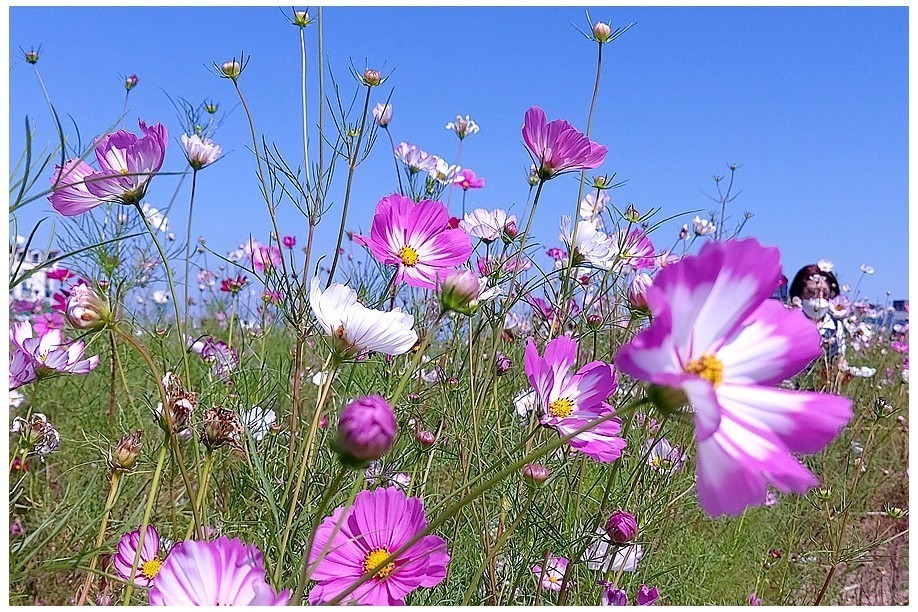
xmin=353 ymin=194 xmax=473 ymax=289
xmin=451 ymin=168 xmax=485 ymax=191
xmin=148 ymin=537 xmax=289 ymax=605
xmin=579 ymin=191 xmax=609 ymax=223
xmin=522 ymin=106 xmax=607 ymax=180
xmin=32 ymin=312 xmax=65 ymax=336
xmin=48 ymin=159 xmax=102 ymax=216
xmin=181 ymin=133 xmax=222 ymax=170
xmin=616 ymin=238 xmax=853 ymax=516
xmin=113 ymin=525 xmax=164 ymax=587
xmin=524 ymin=335 xmax=626 ymax=462
xmin=642 ymin=437 xmax=687 ymax=473
xmin=394 ymin=142 xmax=438 ymax=174
xmin=427 ymin=157 xmax=462 ymax=185
xmin=532 ymin=555 xmax=569 ymax=591
xmin=10 ymin=320 xmax=99 ymax=384
xmin=560 ymin=216 xmax=615 ymax=269
xmin=859 ymin=264 xmax=875 ymax=275
xmin=692 ymin=215 xmax=716 ymax=237
xmin=243 ymin=239 xmax=282 ymax=272
xmin=140 ymin=203 xmax=169 ymax=233
xmin=84 ymin=120 xmax=168 ymax=206
xmin=10 ymin=413 xmax=60 ymax=456
xmin=373 ymin=102 xmax=393 ymax=127
xmin=309 ymin=278 xmax=418 ymax=356
xmin=584 ymin=527 xmax=644 ymax=573
xmin=607 ymin=228 xmax=656 ymax=271
xmin=307 ymin=486 xmax=449 ymax=605
xmin=459 ymin=208 xmax=516 ymax=243
xmin=445 ymin=114 xmax=479 ymax=139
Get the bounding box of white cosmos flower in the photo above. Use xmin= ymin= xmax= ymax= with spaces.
xmin=478 ymin=277 xmax=503 ymax=303
xmin=459 ymin=208 xmax=514 ymax=243
xmin=181 ymin=133 xmax=222 ymax=170
xmin=560 ymin=216 xmax=615 ymax=270
xmin=859 ymin=264 xmax=875 ymax=275
xmin=394 ymin=142 xmax=438 ymax=173
xmin=311 ymin=370 xmax=329 ymax=386
xmin=692 ymin=215 xmax=716 ymax=237
xmin=242 ymin=406 xmax=276 ymax=441
xmin=152 ymin=290 xmax=170 ymax=305
xmin=579 ymin=191 xmax=609 ymax=223
xmin=140 ymin=202 xmax=169 ymax=233
xmin=817 ymin=259 xmax=834 ymax=273
xmin=9 ymin=389 xmax=27 ymax=411
xmin=428 ymin=157 xmax=461 ymax=185
xmin=513 ymin=389 xmax=537 ymax=420
xmin=309 ymin=278 xmax=418 ymax=356
xmin=584 ymin=527 xmax=644 ymax=572
xmin=372 ymin=102 xmax=392 ymax=127
xmin=445 ymin=114 xmax=479 ymax=139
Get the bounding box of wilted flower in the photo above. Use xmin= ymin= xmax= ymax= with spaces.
xmin=445 ymin=114 xmax=480 ymax=139
xmin=334 ymin=395 xmax=396 ymax=467
xmin=372 ymin=102 xmax=392 ymax=127
xmin=109 ymin=429 xmax=143 ymax=472
xmin=23 ymin=47 xmax=39 ymax=64
xmin=599 ymin=583 xmax=628 ymax=606
xmin=201 ymin=407 xmax=244 ymax=451
xmin=157 ymin=372 xmax=197 ymax=437
xmin=496 ymin=352 xmax=512 ymax=376
xmin=181 ymin=133 xmax=222 ymax=170
xmin=11 ymin=413 xmax=60 ymax=456
xmin=637 ymin=585 xmax=660 ymax=606
xmin=291 ymin=10 xmax=311 ymax=27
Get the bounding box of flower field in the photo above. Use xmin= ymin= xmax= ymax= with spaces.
xmin=8 ymin=7 xmax=909 ymax=606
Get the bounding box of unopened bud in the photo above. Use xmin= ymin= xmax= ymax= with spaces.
xmin=503 ymin=219 xmax=519 ymax=243
xmin=587 ymin=313 xmax=603 ymax=329
xmin=292 ymin=10 xmax=310 ymax=27
xmin=647 ymin=384 xmax=689 ymax=416
xmin=124 ymin=74 xmax=139 ymax=91
xmin=593 ymin=21 xmax=612 ymax=43
xmin=438 ymin=269 xmax=480 ymax=316
xmin=24 ymin=48 xmax=39 ymax=64
xmin=445 ymin=376 xmax=460 ymax=390
xmin=415 ymin=429 xmax=436 ymax=448
xmin=605 ymin=510 xmax=638 ymax=544
xmin=66 ymin=283 xmax=112 ymax=331
xmin=628 ymin=273 xmax=653 ymax=311
xmin=362 ymin=69 xmax=382 ymax=87
xmin=109 ymin=429 xmax=143 ymax=472
xmin=221 ymin=60 xmax=242 ymax=79
xmin=335 ymin=396 xmax=396 ymax=467
xmin=522 ymin=463 xmax=549 ymax=485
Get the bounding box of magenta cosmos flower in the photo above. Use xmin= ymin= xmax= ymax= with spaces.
xmin=532 ymin=555 xmax=569 ymax=591
xmin=49 ymin=120 xmax=168 ymax=214
xmin=452 ymin=168 xmax=485 ymax=191
xmin=524 ymin=335 xmax=625 ymax=462
xmin=616 ymin=238 xmax=853 ymax=516
xmin=308 ymin=486 xmax=449 ymax=605
xmin=148 ymin=536 xmax=289 ymax=605
xmin=353 ymin=193 xmax=473 ymax=289
xmin=243 ymin=238 xmax=282 ymax=272
xmin=113 ymin=525 xmax=163 ymax=587
xmin=522 ymin=106 xmax=607 ymax=180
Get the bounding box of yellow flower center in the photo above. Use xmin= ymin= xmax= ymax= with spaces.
xmin=140 ymin=557 xmax=162 ymax=580
xmin=363 ymin=547 xmax=396 ymax=580
xmin=119 ymin=168 xmax=130 ymax=175
xmin=684 ymin=353 xmax=724 ymax=387
xmin=548 ymin=397 xmax=575 ymax=419
xmin=398 ymin=245 xmax=420 ymax=267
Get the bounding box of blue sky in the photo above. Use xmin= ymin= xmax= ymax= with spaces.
xmin=9 ymin=6 xmax=908 ymax=300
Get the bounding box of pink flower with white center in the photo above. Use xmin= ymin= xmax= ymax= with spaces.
xmin=532 ymin=555 xmax=569 ymax=591
xmin=307 ymin=486 xmax=449 ymax=605
xmin=524 ymin=336 xmax=626 ymax=462
xmin=608 ymin=228 xmax=656 ymax=271
xmin=459 ymin=208 xmax=516 ymax=243
xmin=48 ymin=159 xmax=100 ymax=216
xmin=10 ymin=320 xmax=99 ymax=381
xmin=522 ymin=106 xmax=607 ymax=180
xmin=616 ymin=238 xmax=853 ymax=516
xmin=354 ymin=194 xmax=474 ymax=289
xmin=113 ymin=525 xmax=164 ymax=587
xmin=84 ymin=120 xmax=168 ymax=205
xmin=148 ymin=537 xmax=289 ymax=605
xmin=243 ymin=239 xmax=282 ymax=272
xmin=452 ymin=168 xmax=485 ymax=191
xmin=32 ymin=312 xmax=65 ymax=335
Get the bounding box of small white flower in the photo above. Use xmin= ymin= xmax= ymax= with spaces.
xmin=445 ymin=114 xmax=479 ymax=139
xmin=152 ymin=290 xmax=170 ymax=305
xmin=309 ymin=278 xmax=418 ymax=356
xmin=428 ymin=157 xmax=461 ymax=185
xmin=817 ymin=259 xmax=834 ymax=273
xmin=477 ymin=277 xmax=503 ymax=303
xmin=560 ymin=216 xmax=615 ymax=270
xmin=579 ymin=191 xmax=609 ymax=223
xmin=459 ymin=208 xmax=515 ymax=243
xmin=140 ymin=202 xmax=169 ymax=233
xmin=372 ymin=102 xmax=392 ymax=127
xmin=859 ymin=264 xmax=875 ymax=275
xmin=181 ymin=133 xmax=222 ymax=170
xmin=692 ymin=215 xmax=716 ymax=237
xmin=584 ymin=527 xmax=644 ymax=572
xmin=513 ymin=389 xmax=537 ymax=420
xmin=242 ymin=406 xmax=277 ymax=441
xmin=311 ymin=370 xmax=329 ymax=386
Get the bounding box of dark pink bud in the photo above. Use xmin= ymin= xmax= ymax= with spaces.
xmin=522 ymin=462 xmax=549 ymax=484
xmin=415 ymin=429 xmax=436 ymax=447
xmin=605 ymin=510 xmax=638 ymax=544
xmin=334 ymin=395 xmax=396 ymax=467
xmin=587 ymin=313 xmax=603 ymax=329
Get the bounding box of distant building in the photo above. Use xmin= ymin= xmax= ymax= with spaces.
xmin=9 ymin=244 xmax=62 ymax=303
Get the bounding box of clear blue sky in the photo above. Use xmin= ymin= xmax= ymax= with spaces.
xmin=9 ymin=6 xmax=908 ymax=300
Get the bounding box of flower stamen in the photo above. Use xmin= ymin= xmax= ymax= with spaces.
xmin=398 ymin=245 xmax=420 ymax=267
xmin=141 ymin=557 xmax=162 ymax=580
xmin=684 ymin=353 xmax=724 ymax=387
xmin=548 ymin=397 xmax=575 ymax=419
xmin=363 ymin=547 xmax=396 ymax=580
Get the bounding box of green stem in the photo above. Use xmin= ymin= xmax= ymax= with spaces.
xmin=121 ymin=444 xmax=168 ymax=605
xmin=77 ymin=471 xmax=122 ymax=605
xmin=183 ymin=169 xmax=199 ymax=325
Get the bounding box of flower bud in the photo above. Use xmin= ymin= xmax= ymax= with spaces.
xmin=495 ymin=352 xmax=512 ymax=376
xmin=593 ymin=21 xmax=612 ymax=43
xmin=372 ymin=102 xmax=393 ymax=127
xmin=66 ymin=283 xmax=112 ymax=331
xmin=221 ymin=60 xmax=242 ymax=79
xmin=362 ymin=69 xmax=382 ymax=87
xmin=415 ymin=429 xmax=436 ymax=448
xmin=109 ymin=429 xmax=143 ymax=472
xmin=124 ymin=74 xmax=139 ymax=91
xmin=503 ymin=219 xmax=519 ymax=243
xmin=647 ymin=384 xmax=688 ymax=416
xmin=625 ymin=204 xmax=640 ymax=222
xmin=628 ymin=273 xmax=653 ymax=311
xmin=522 ymin=462 xmax=549 ymax=485
xmin=334 ymin=395 xmax=396 ymax=468
xmin=587 ymin=313 xmax=603 ymax=329
xmin=200 ymin=407 xmax=244 ymax=451
xmin=292 ymin=10 xmax=310 ymax=27
xmin=204 ymin=100 xmax=219 ymax=115
xmin=605 ymin=510 xmax=638 ymax=544
xmin=438 ymin=269 xmax=481 ymax=316
xmin=24 ymin=48 xmax=39 ymax=64
xmin=445 ymin=376 xmax=460 ymax=390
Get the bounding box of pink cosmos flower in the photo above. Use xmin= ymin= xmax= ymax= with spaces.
xmin=244 ymin=239 xmax=282 ymax=272
xmin=48 ymin=159 xmax=100 ymax=216
xmin=522 ymin=106 xmax=607 ymax=180
xmin=616 ymin=238 xmax=853 ymax=516
xmin=113 ymin=525 xmax=163 ymax=587
xmin=353 ymin=194 xmax=473 ymax=289
xmin=10 ymin=320 xmax=99 ymax=383
xmin=452 ymin=168 xmax=485 ymax=191
xmin=148 ymin=536 xmax=289 ymax=605
xmin=45 ymin=267 xmax=74 ymax=282
xmin=87 ymin=120 xmax=168 ymax=205
xmin=524 ymin=335 xmax=626 ymax=462
xmin=308 ymin=486 xmax=449 ymax=605
xmin=32 ymin=312 xmax=65 ymax=336
xmin=532 ymin=555 xmax=569 ymax=591
xmin=609 ymin=228 xmax=656 ymax=271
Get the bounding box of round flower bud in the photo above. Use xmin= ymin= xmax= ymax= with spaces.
xmin=503 ymin=219 xmax=519 ymax=243
xmin=647 ymin=384 xmax=689 ymax=416
xmin=204 ymin=100 xmax=219 ymax=115
xmin=334 ymin=395 xmax=396 ymax=468
xmin=628 ymin=273 xmax=653 ymax=311
xmin=522 ymin=463 xmax=549 ymax=485
xmin=593 ymin=21 xmax=612 ymax=43
xmin=587 ymin=313 xmax=603 ymax=329
xmin=24 ymin=48 xmax=39 ymax=64
xmin=221 ymin=60 xmax=242 ymax=79
xmin=415 ymin=429 xmax=436 ymax=448
xmin=362 ymin=69 xmax=382 ymax=87
xmin=108 ymin=429 xmax=143 ymax=472
xmin=495 ymin=352 xmax=512 ymax=376
xmin=445 ymin=376 xmax=460 ymax=390
xmin=438 ymin=269 xmax=481 ymax=316
xmin=124 ymin=74 xmax=139 ymax=91
xmin=292 ymin=10 xmax=310 ymax=27
xmin=605 ymin=510 xmax=638 ymax=544
xmin=66 ymin=283 xmax=112 ymax=331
